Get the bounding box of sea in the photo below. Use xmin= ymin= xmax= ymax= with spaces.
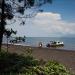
xmin=3 ymin=37 xmax=75 ymax=51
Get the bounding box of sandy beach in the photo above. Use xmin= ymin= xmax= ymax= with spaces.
xmin=2 ymin=44 xmax=75 ymax=74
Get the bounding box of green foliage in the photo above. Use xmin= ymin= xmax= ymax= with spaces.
xmin=15 ymin=36 xmax=26 ymax=42
xmin=4 ymin=29 xmax=16 ymax=38
xmin=28 ymin=0 xmax=34 ymax=6
xmin=17 ymin=7 xmax=24 ymax=14
xmin=0 ymin=51 xmax=39 ymax=73
xmin=25 ymin=47 xmax=33 ymax=56
xmin=47 ymin=0 xmax=52 ymax=4
xmin=44 ymin=61 xmax=71 ymax=75
xmin=27 ymin=61 xmax=70 ymax=75
xmin=0 ymin=51 xmax=72 ymax=75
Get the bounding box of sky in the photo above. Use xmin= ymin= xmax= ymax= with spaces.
xmin=6 ymin=0 xmax=75 ymax=37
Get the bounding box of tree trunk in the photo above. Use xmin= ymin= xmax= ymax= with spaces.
xmin=7 ymin=37 xmax=9 ymax=52
xmin=0 ymin=32 xmax=4 ymax=51
xmin=0 ymin=0 xmax=5 ymax=52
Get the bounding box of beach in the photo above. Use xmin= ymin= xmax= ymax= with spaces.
xmin=2 ymin=44 xmax=75 ymax=74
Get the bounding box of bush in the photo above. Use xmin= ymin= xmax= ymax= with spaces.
xmin=29 ymin=61 xmax=71 ymax=75
xmin=0 ymin=51 xmax=71 ymax=75
xmin=44 ymin=61 xmax=71 ymax=75
xmin=0 ymin=51 xmax=39 ymax=73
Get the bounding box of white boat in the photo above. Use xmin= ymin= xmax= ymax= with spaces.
xmin=46 ymin=41 xmax=64 ymax=47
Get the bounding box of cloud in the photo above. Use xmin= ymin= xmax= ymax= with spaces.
xmin=6 ymin=12 xmax=75 ymax=37
xmin=26 ymin=12 xmax=75 ymax=37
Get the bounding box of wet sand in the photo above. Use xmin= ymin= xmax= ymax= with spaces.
xmin=2 ymin=44 xmax=75 ymax=74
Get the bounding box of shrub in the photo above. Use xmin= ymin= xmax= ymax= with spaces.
xmin=0 ymin=51 xmax=71 ymax=75
xmin=0 ymin=51 xmax=39 ymax=73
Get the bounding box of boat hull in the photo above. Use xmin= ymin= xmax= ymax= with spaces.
xmin=46 ymin=44 xmax=64 ymax=48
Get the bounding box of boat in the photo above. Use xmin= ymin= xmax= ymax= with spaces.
xmin=46 ymin=41 xmax=64 ymax=47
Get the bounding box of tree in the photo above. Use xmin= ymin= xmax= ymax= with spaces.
xmin=0 ymin=0 xmax=5 ymax=52
xmin=0 ymin=0 xmax=52 ymax=51
xmin=4 ymin=28 xmax=17 ymax=52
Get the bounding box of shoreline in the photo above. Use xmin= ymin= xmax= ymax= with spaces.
xmin=2 ymin=43 xmax=75 ymax=51
xmin=2 ymin=44 xmax=75 ymax=74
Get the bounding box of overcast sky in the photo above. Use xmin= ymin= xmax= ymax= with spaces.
xmin=6 ymin=0 xmax=75 ymax=37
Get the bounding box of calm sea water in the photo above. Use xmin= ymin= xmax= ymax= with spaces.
xmin=3 ymin=37 xmax=75 ymax=51
xmin=25 ymin=37 xmax=75 ymax=50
